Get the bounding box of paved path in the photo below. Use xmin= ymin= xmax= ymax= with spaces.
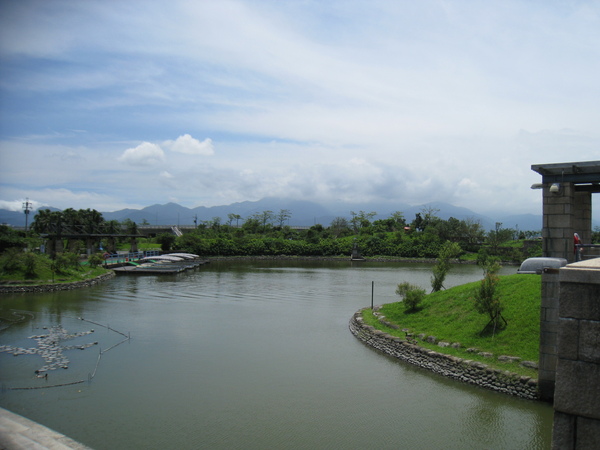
xmin=0 ymin=407 xmax=90 ymax=449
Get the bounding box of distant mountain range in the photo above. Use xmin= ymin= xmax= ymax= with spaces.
xmin=0 ymin=197 xmax=546 ymax=231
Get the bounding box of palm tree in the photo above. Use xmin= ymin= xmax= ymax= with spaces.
xmin=103 ymin=220 xmax=120 ymax=253
xmin=31 ymin=209 xmax=54 ymax=234
xmin=61 ymin=208 xmax=81 ymax=252
xmin=78 ymin=209 xmax=104 ymax=254
xmin=31 ymin=209 xmax=64 ymax=257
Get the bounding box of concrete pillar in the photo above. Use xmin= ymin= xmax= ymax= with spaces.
xmin=542 ymin=183 xmax=592 ymax=263
xmin=539 ymin=269 xmax=560 ymax=401
xmin=107 ymin=237 xmax=117 ymax=253
xmin=552 ymin=259 xmax=600 ymax=449
xmin=574 ymin=190 xmax=593 ymax=249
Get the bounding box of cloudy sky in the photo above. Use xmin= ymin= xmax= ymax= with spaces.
xmin=1 ymin=0 xmax=599 ymax=217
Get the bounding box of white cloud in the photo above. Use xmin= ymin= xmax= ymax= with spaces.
xmin=1 ymin=0 xmax=599 ymax=222
xmin=0 ymin=199 xmax=45 ymax=212
xmin=118 ymin=142 xmax=165 ymax=166
xmin=0 ymin=188 xmax=145 ymax=212
xmin=163 ymin=135 xmax=214 ymax=155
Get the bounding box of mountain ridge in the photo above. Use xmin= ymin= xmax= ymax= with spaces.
xmin=0 ymin=197 xmax=546 ymax=231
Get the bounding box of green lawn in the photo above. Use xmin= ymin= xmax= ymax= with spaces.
xmin=0 ymin=252 xmax=111 ymax=284
xmin=362 ymin=274 xmax=542 ymax=377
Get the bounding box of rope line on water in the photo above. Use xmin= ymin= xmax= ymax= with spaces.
xmin=2 ymin=314 xmax=130 ymax=391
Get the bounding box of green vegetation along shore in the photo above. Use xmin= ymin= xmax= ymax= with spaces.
xmin=0 ymin=250 xmax=111 ymax=286
xmin=361 ymin=273 xmax=542 ymax=378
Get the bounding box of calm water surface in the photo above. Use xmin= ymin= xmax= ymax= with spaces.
xmin=0 ymin=260 xmax=552 ymax=449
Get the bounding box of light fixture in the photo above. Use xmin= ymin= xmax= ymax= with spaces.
xmin=549 ymin=183 xmax=560 ymax=194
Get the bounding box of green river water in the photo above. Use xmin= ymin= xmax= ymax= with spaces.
xmin=0 ymin=260 xmax=553 ymax=449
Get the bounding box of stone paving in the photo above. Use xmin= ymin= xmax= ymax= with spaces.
xmin=0 ymin=407 xmax=90 ymax=449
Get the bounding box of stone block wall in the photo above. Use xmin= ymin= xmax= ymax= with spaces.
xmin=542 ymin=183 xmax=592 ymax=263
xmin=539 ymin=269 xmax=560 ymax=401
xmin=552 ymin=260 xmax=600 ymax=449
xmin=349 ymin=309 xmax=538 ymax=400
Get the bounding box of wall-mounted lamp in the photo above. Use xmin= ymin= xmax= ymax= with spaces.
xmin=549 ymin=183 xmax=561 ymax=194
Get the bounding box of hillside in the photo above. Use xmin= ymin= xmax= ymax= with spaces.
xmin=0 ymin=198 xmax=544 ymax=231
xmin=362 ymin=273 xmax=542 ymax=374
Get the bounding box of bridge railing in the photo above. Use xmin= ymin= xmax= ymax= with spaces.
xmin=575 ymin=244 xmax=600 ymax=262
xmin=103 ymin=250 xmax=161 ymax=265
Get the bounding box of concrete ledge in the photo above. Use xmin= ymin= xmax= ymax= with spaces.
xmin=0 ymin=407 xmax=90 ymax=449
xmin=560 ymin=259 xmax=600 ymax=284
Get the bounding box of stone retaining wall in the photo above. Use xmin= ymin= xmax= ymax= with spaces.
xmin=349 ymin=308 xmax=538 ymax=400
xmin=552 ymin=259 xmax=600 ymax=448
xmin=0 ymin=272 xmax=115 ymax=294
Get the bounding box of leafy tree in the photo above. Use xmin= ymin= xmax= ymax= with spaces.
xmin=156 ymin=233 xmax=176 ymax=252
xmin=31 ymin=209 xmax=62 ymax=234
xmin=54 ymin=252 xmax=80 ymax=274
xmin=0 ymin=248 xmax=24 ymax=274
xmin=592 ymin=226 xmax=600 ymax=244
xmin=0 ymin=225 xmax=27 ymax=252
xmin=412 ymin=213 xmax=424 ymax=232
xmin=473 ymin=260 xmax=507 ymax=336
xmin=395 ymin=282 xmax=426 ymax=312
xmin=211 ymin=216 xmax=222 ymax=229
xmin=242 ymin=217 xmax=261 ymax=233
xmin=431 ymin=241 xmax=462 ymax=292
xmin=227 ymin=213 xmax=242 ymax=227
xmin=412 ymin=206 xmax=440 ymax=232
xmin=276 ymin=209 xmax=292 ymax=227
xmin=330 ymin=217 xmax=350 ymax=238
xmin=487 ymin=222 xmax=513 ymax=254
xmin=350 ymin=210 xmax=376 ymax=233
xmin=459 ymin=217 xmax=486 ymax=251
xmin=88 ymin=253 xmax=105 ymax=269
xmin=22 ymin=253 xmax=37 ymax=278
xmin=121 ymin=219 xmax=138 ymax=234
xmin=390 ymin=211 xmax=406 ymax=229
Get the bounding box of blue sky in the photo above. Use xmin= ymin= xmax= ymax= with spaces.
xmin=1 ymin=0 xmax=599 ymax=216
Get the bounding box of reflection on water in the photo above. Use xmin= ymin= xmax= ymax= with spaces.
xmin=0 ymin=260 xmax=552 ymax=449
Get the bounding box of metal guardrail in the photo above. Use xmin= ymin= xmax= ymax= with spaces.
xmin=103 ymin=250 xmax=161 ymax=265
xmin=575 ymin=244 xmax=600 ymax=262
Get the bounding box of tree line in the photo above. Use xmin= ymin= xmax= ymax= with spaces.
xmin=167 ymin=207 xmax=542 ymax=261
xmin=1 ymin=206 xmax=545 ymax=261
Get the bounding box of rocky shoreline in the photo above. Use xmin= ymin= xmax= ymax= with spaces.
xmin=349 ymin=307 xmax=539 ymax=400
xmin=0 ymin=272 xmax=116 ymax=294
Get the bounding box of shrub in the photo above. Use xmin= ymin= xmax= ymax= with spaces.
xmin=23 ymin=252 xmax=37 ymax=278
xmin=88 ymin=253 xmax=105 ymax=269
xmin=431 ymin=241 xmax=462 ymax=292
xmin=156 ymin=233 xmax=176 ymax=252
xmin=0 ymin=248 xmax=24 ymax=274
xmin=395 ymin=282 xmax=426 ymax=312
xmin=54 ymin=252 xmax=81 ymax=274
xmin=473 ymin=261 xmax=506 ymax=336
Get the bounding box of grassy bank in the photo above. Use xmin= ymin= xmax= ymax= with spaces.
xmin=0 ymin=251 xmax=111 ymax=285
xmin=361 ymin=273 xmax=542 ymax=378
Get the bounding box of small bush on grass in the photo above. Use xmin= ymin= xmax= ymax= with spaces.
xmin=395 ymin=282 xmax=426 ymax=312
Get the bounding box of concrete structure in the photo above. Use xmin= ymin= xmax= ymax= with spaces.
xmin=532 ymin=161 xmax=600 ymax=403
xmin=539 ymin=268 xmax=561 ymax=402
xmin=552 ymin=258 xmax=600 ymax=449
xmin=532 ymin=161 xmax=600 ymax=263
xmin=0 ymin=407 xmax=90 ymax=449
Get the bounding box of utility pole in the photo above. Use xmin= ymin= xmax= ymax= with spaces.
xmin=22 ymin=198 xmax=32 ymax=234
